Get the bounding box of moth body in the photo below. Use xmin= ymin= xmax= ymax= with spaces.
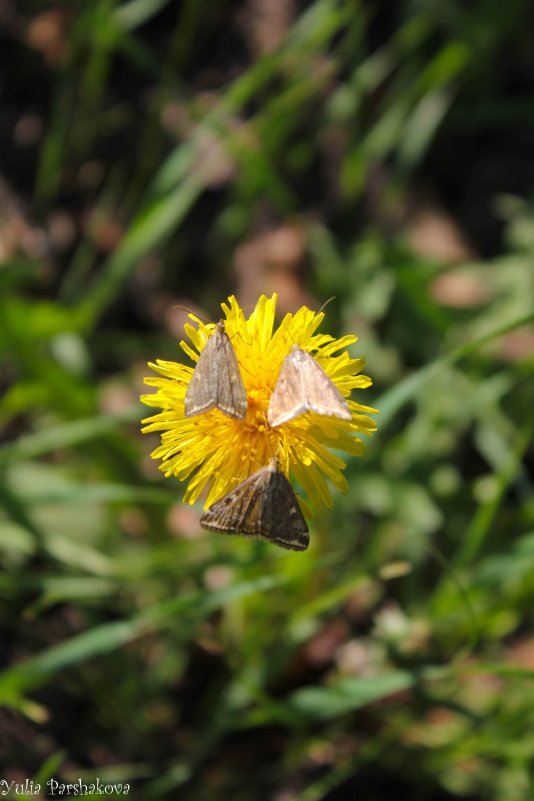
xmin=200 ymin=459 xmax=309 ymax=552
xmin=184 ymin=321 xmax=247 ymax=420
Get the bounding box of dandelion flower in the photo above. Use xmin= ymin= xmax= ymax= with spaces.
xmin=141 ymin=295 xmax=377 ymax=512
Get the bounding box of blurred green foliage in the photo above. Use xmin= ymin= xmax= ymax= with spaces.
xmin=1 ymin=0 xmax=534 ymax=799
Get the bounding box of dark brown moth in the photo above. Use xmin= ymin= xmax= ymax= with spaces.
xmin=267 ymin=344 xmax=351 ymax=427
xmin=184 ymin=321 xmax=248 ymax=420
xmin=200 ymin=459 xmax=309 ymax=552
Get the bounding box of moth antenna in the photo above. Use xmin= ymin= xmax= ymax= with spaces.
xmin=223 ymin=322 xmax=253 ymax=351
xmin=179 ymin=307 xmax=252 ymax=353
xmin=172 ymin=303 xmax=212 ymax=325
xmin=273 ymin=297 xmax=336 ymax=350
xmin=317 ymin=296 xmax=336 ymax=315
xmin=272 ymin=310 xmax=298 ymax=347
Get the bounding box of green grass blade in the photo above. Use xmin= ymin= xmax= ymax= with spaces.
xmin=0 ymin=407 xmax=142 ymax=467
xmin=0 ymin=574 xmax=288 ymax=700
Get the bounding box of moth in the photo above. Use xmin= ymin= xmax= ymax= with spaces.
xmin=200 ymin=459 xmax=309 ymax=552
xmin=267 ymin=344 xmax=351 ymax=427
xmin=184 ymin=321 xmax=248 ymax=420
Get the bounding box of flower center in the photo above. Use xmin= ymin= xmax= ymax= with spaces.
xmin=246 ymin=386 xmax=271 ymax=421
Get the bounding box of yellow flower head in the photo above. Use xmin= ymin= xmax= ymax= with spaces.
xmin=141 ymin=295 xmax=377 ymax=512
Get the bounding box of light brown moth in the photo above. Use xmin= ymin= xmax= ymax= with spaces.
xmin=200 ymin=459 xmax=309 ymax=552
xmin=184 ymin=321 xmax=248 ymax=420
xmin=267 ymin=345 xmax=351 ymax=427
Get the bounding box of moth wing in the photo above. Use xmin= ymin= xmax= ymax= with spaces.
xmin=184 ymin=332 xmax=220 ymax=417
xmin=268 ymin=346 xmax=350 ymax=426
xmin=200 ymin=469 xmax=266 ymax=535
xmin=260 ymin=470 xmax=309 ymax=552
xmin=213 ymin=331 xmax=248 ymax=419
xmin=185 ymin=327 xmax=247 ymax=420
xmin=301 ymin=349 xmax=351 ymax=421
